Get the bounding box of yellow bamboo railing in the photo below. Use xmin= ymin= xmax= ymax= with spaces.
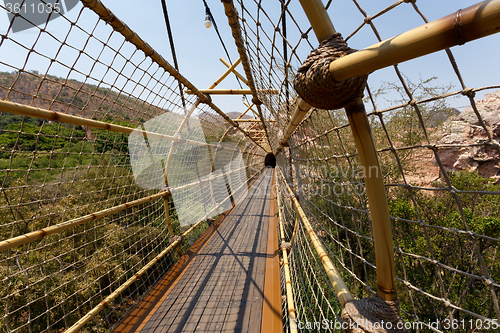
xmin=65 ymin=167 xmax=264 ymax=332
xmin=277 ymin=168 xmax=354 ymax=307
xmin=275 ymin=171 xmax=297 ymax=333
xmin=0 ymin=162 xmax=261 ymax=253
xmin=0 ymin=191 xmax=170 ymax=252
xmin=220 ymin=0 xmax=274 ymax=151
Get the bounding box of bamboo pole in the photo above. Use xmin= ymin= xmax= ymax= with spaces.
xmin=295 ymin=0 xmax=397 ymax=301
xmin=80 ymin=0 xmax=267 ymax=153
xmin=329 ymin=0 xmax=500 ymax=82
xmin=273 ymin=0 xmax=337 ymax=155
xmin=0 ymin=99 xmax=209 ymax=147
xmin=0 ymin=162 xmax=260 ymax=252
xmin=278 ymin=168 xmax=353 ymax=307
xmin=276 ymin=98 xmax=311 ymax=155
xmin=233 ymin=119 xmax=276 ymax=122
xmin=290 ymin=213 xmax=300 ymax=246
xmin=0 ymin=191 xmax=170 ymax=252
xmin=275 ymin=0 xmax=500 ymax=155
xmin=220 ymin=57 xmax=249 ymax=86
xmin=298 ymin=0 xmax=336 ymax=42
xmin=185 ymin=89 xmax=279 ymax=95
xmin=275 ymin=172 xmax=297 ymax=333
xmin=243 ymin=101 xmax=261 ymax=119
xmin=210 ymin=57 xmax=243 ymax=88
xmin=66 ymin=167 xmax=264 ymax=333
xmin=346 ymin=100 xmax=396 ymax=300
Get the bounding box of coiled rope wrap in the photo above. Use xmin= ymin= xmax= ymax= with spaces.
xmin=341 ymin=296 xmax=409 ymax=333
xmin=293 ymin=33 xmax=368 ymax=110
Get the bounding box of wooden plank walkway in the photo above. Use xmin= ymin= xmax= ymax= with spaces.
xmin=121 ymin=168 xmax=282 ymax=333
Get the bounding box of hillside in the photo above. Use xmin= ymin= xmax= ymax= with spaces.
xmin=0 ymin=70 xmax=166 ymax=125
xmin=225 ymin=111 xmax=252 ymax=120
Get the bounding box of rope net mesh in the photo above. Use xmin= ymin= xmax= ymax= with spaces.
xmin=1 ymin=0 xmax=500 ymax=332
xmin=0 ymin=1 xmax=264 ymax=332
xmin=237 ymin=0 xmax=500 ymax=331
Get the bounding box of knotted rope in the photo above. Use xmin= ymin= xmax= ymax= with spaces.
xmin=341 ymin=296 xmax=409 ymax=333
xmin=294 ymin=33 xmax=368 ymax=110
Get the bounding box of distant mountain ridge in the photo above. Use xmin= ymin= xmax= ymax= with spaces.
xmin=0 ymin=71 xmax=166 ymax=125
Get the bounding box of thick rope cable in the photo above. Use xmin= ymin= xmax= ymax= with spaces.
xmin=160 ymin=0 xmax=186 ymax=108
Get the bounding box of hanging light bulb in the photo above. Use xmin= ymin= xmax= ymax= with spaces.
xmin=242 ymin=96 xmax=245 ymax=102
xmin=204 ymin=14 xmax=212 ymax=28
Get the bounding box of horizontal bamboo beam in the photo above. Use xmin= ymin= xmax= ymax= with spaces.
xmin=232 ymin=119 xmax=276 ymax=122
xmin=185 ymin=89 xmax=279 ymax=95
xmin=0 ymin=99 xmax=216 ymax=148
xmin=0 ymin=191 xmax=170 ymax=252
xmin=220 ymin=57 xmax=249 ymax=86
xmin=277 ymin=168 xmax=353 ymax=307
xmin=66 ymin=167 xmax=264 ymax=333
xmin=330 ymin=0 xmax=500 ymax=82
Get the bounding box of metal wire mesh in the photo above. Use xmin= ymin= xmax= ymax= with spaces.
xmin=237 ymin=0 xmax=500 ymax=331
xmin=0 ymin=1 xmax=264 ymax=332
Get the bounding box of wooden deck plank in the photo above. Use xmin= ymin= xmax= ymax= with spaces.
xmin=142 ymin=182 xmax=258 ymax=333
xmin=136 ymin=168 xmax=279 ymax=333
xmin=197 ymin=173 xmax=267 ymax=332
xmin=168 ymin=191 xmax=260 ymax=332
xmin=225 ymin=181 xmax=271 ymax=333
xmin=114 ymin=211 xmax=228 ymax=333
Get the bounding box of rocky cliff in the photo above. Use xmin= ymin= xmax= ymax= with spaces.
xmin=435 ymin=90 xmax=500 ymax=181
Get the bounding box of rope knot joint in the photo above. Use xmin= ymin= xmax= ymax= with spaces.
xmin=293 ymin=33 xmax=368 ymax=110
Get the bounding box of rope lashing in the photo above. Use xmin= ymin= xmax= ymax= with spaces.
xmin=293 ymin=33 xmax=368 ymax=110
xmin=341 ymin=295 xmax=408 ymax=333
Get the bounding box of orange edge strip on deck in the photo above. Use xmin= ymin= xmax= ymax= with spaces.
xmin=114 ymin=169 xmax=264 ymax=333
xmin=261 ymin=169 xmax=284 ymax=333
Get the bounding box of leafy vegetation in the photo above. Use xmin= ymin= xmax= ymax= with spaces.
xmin=292 ymin=76 xmax=500 ymax=330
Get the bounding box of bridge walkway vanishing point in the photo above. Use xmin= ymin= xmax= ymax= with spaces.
xmin=114 ymin=167 xmax=283 ymax=333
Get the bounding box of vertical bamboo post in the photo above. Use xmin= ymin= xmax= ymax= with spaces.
xmin=345 ymin=99 xmax=396 ymax=300
xmin=298 ymin=0 xmax=396 ymax=301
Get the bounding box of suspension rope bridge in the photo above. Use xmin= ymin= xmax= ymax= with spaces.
xmin=1 ymin=0 xmax=500 ymax=332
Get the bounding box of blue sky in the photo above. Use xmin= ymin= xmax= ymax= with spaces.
xmin=1 ymin=0 xmax=499 ymax=114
